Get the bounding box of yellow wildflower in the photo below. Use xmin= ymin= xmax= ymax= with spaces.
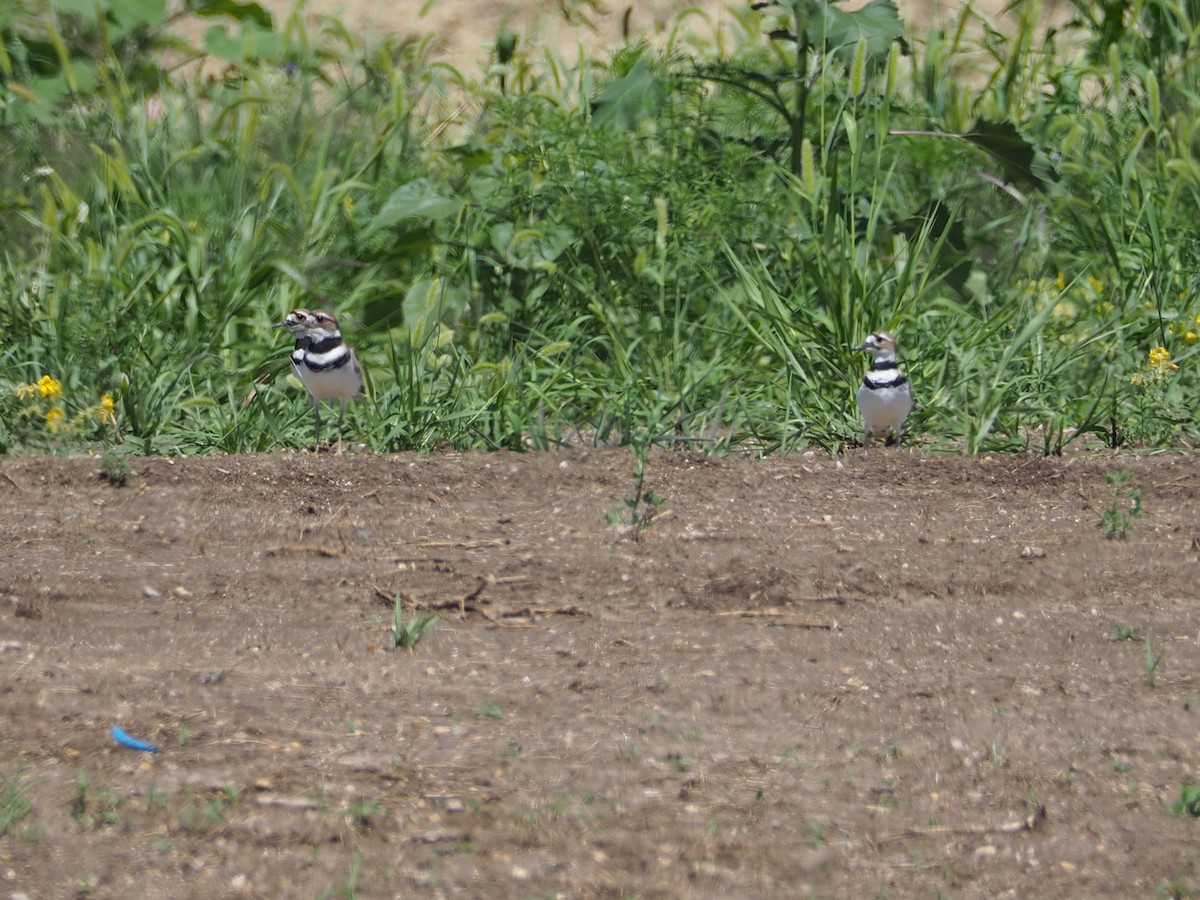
xmin=1187 ymin=332 xmax=1198 ymax=343
xmin=1148 ymin=346 xmax=1179 ymax=374
xmin=44 ymin=406 xmax=67 ymax=432
xmin=98 ymin=393 xmax=116 ymax=425
xmin=1087 ymin=276 xmax=1104 ymax=295
xmin=1055 ymin=272 xmax=1066 ymax=292
xmin=14 ymin=383 xmax=38 ymax=399
xmin=1196 ymin=312 xmax=1200 ymax=324
xmin=37 ymin=375 xmax=62 ymax=399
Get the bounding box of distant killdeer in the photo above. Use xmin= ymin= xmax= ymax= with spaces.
xmin=854 ymin=331 xmax=912 ymax=447
xmin=275 ymin=309 xmax=363 ymax=447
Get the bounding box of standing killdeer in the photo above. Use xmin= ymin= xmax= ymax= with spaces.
xmin=275 ymin=309 xmax=364 ymax=448
xmin=854 ymin=330 xmax=912 ymax=447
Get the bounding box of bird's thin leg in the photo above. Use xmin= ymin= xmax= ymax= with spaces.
xmin=312 ymin=400 xmax=322 ymax=449
xmin=335 ymin=400 xmax=348 ymax=455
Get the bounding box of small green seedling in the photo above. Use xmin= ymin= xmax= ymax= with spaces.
xmin=1106 ymin=623 xmax=1141 ymax=642
xmin=607 ymin=440 xmax=665 ymax=541
xmin=341 ymin=797 xmax=382 ymax=830
xmin=1173 ymin=781 xmax=1200 ymax=817
xmin=71 ymin=771 xmax=88 ymax=822
xmin=99 ymin=446 xmax=129 ymax=487
xmin=1145 ymin=631 xmax=1164 ymax=687
xmin=392 ymin=593 xmax=437 ymax=650
xmin=1099 ymin=470 xmax=1142 ymax=539
xmin=0 ymin=764 xmax=32 ymax=834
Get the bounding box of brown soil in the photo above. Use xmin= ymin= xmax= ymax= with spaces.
xmin=1 ymin=448 xmax=1198 ymax=897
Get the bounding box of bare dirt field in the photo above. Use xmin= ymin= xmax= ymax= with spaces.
xmin=1 ymin=448 xmax=1198 ymax=897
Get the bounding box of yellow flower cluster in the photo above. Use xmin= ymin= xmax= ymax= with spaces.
xmin=10 ymin=376 xmax=117 ymax=436
xmin=98 ymin=393 xmax=116 ymax=426
xmin=14 ymin=374 xmax=63 ymax=400
xmin=1133 ymin=346 xmax=1181 ymax=385
xmin=44 ymin=406 xmax=67 ymax=433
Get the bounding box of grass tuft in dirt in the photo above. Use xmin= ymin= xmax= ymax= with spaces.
xmin=320 ymin=855 xmax=363 ymax=900
xmin=1100 ymin=470 xmax=1144 ymax=539
xmin=1146 ymin=632 xmax=1165 ymax=688
xmin=391 ymin=593 xmax=438 ymax=649
xmin=607 ymin=439 xmax=666 ymax=541
xmin=0 ymin=763 xmax=32 ymax=835
xmin=98 ymin=446 xmax=130 ymax=487
xmin=1174 ymin=781 xmax=1200 ymax=818
xmin=1107 ymin=622 xmax=1142 ymax=642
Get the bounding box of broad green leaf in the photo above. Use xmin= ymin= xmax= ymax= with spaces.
xmin=402 ymin=278 xmax=465 ymax=342
xmin=203 ymin=22 xmax=283 ymax=62
xmin=26 ymin=64 xmax=99 ymax=105
xmin=963 ymin=120 xmax=1058 ymax=191
xmin=490 ymin=222 xmax=575 ymax=269
xmin=809 ymin=0 xmax=904 ymax=67
xmin=362 ymin=180 xmax=463 ymax=239
xmin=110 ymin=0 xmax=169 ymax=30
xmin=187 ymin=0 xmax=273 ymax=28
xmin=590 ymin=58 xmax=666 ymax=131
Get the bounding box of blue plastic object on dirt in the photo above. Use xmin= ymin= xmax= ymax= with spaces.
xmin=111 ymin=726 xmax=159 ymax=753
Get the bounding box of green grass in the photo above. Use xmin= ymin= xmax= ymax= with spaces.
xmin=320 ymin=854 xmax=362 ymax=900
xmin=391 ymin=593 xmax=438 ymax=650
xmin=1145 ymin=631 xmax=1165 ymax=687
xmin=0 ymin=0 xmax=1197 ymax=457
xmin=1174 ymin=781 xmax=1200 ymax=818
xmin=0 ymin=762 xmax=32 ymax=835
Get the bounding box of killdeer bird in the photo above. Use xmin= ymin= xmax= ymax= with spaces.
xmin=854 ymin=330 xmax=912 ymax=447
xmin=275 ymin=309 xmax=363 ymax=448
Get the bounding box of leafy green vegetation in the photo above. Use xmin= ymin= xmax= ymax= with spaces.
xmin=1174 ymin=780 xmax=1200 ymax=818
xmin=606 ymin=437 xmax=666 ymax=540
xmin=0 ymin=0 xmax=1197 ymax=456
xmin=1100 ymin=469 xmax=1143 ymax=538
